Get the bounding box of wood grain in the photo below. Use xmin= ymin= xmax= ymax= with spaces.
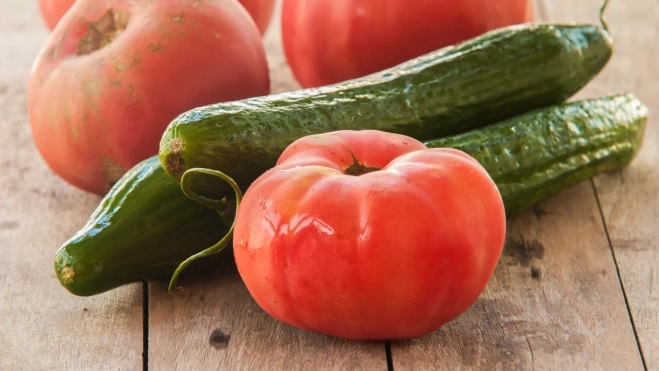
xmin=542 ymin=0 xmax=659 ymax=368
xmin=148 ymin=257 xmax=387 ymax=370
xmin=390 ymin=1 xmax=647 ymax=369
xmin=147 ymin=3 xmax=385 ymax=370
xmin=0 ymin=1 xmax=144 ymax=370
xmin=391 ymin=184 xmax=643 ymax=371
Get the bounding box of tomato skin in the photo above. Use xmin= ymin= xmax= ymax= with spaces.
xmin=38 ymin=0 xmax=275 ymax=34
xmin=233 ymin=130 xmax=506 ymax=340
xmin=28 ymin=0 xmax=270 ymax=194
xmin=282 ymin=0 xmax=534 ymax=88
xmin=238 ymin=0 xmax=275 ymax=34
xmin=39 ymin=0 xmax=76 ymax=30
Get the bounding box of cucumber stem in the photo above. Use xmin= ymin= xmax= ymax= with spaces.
xmin=168 ymin=168 xmax=243 ymax=294
xmin=599 ymin=0 xmax=611 ymax=33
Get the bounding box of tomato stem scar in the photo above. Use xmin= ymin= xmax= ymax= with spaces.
xmin=77 ymin=8 xmax=130 ymax=56
xmin=342 ymin=144 xmax=381 ymax=176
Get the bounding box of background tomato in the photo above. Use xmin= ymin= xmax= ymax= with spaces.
xmin=282 ymin=0 xmax=534 ymax=88
xmin=38 ymin=0 xmax=275 ymax=34
xmin=28 ymin=0 xmax=270 ymax=194
xmin=238 ymin=0 xmax=275 ymax=35
xmin=38 ymin=0 xmax=75 ymax=30
xmin=233 ymin=130 xmax=506 ymax=340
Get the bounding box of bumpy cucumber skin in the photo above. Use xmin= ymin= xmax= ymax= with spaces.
xmin=160 ymin=23 xmax=612 ymax=188
xmin=54 ymin=157 xmax=229 ymax=297
xmin=425 ymin=93 xmax=648 ymax=217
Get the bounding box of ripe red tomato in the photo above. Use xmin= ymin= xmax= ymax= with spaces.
xmin=38 ymin=0 xmax=75 ymax=30
xmin=233 ymin=130 xmax=506 ymax=340
xmin=282 ymin=0 xmax=534 ymax=88
xmin=238 ymin=0 xmax=276 ymax=34
xmin=28 ymin=0 xmax=270 ymax=194
xmin=38 ymin=0 xmax=275 ymax=34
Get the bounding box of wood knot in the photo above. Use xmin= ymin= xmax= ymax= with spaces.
xmin=209 ymin=328 xmax=230 ymax=350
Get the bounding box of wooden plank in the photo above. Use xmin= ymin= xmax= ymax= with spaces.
xmin=0 ymin=1 xmax=144 ymax=370
xmin=147 ymin=2 xmax=385 ymax=369
xmin=392 ymin=184 xmax=644 ymax=371
xmin=542 ymin=0 xmax=659 ymax=368
xmin=148 ymin=259 xmax=387 ymax=370
xmin=391 ymin=1 xmax=646 ymax=369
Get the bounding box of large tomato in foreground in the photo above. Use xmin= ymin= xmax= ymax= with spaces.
xmin=38 ymin=0 xmax=276 ymax=34
xmin=282 ymin=0 xmax=534 ymax=88
xmin=233 ymin=130 xmax=506 ymax=340
xmin=29 ymin=0 xmax=270 ymax=194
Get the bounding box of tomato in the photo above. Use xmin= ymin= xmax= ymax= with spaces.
xmin=28 ymin=0 xmax=270 ymax=194
xmin=38 ymin=0 xmax=275 ymax=34
xmin=282 ymin=0 xmax=534 ymax=88
xmin=238 ymin=0 xmax=276 ymax=35
xmin=233 ymin=130 xmax=506 ymax=340
xmin=39 ymin=0 xmax=75 ymax=30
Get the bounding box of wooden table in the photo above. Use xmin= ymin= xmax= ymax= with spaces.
xmin=2 ymin=0 xmax=657 ymax=370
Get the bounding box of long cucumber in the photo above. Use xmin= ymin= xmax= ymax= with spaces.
xmin=160 ymin=23 xmax=613 ymax=190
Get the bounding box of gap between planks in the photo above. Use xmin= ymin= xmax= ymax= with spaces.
xmin=590 ymin=179 xmax=648 ymax=370
xmin=143 ymin=281 xmax=149 ymax=371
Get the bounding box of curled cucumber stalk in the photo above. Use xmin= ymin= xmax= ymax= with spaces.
xmin=168 ymin=168 xmax=243 ymax=294
xmin=600 ymin=0 xmax=611 ymax=33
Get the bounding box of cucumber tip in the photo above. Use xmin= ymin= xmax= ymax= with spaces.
xmin=166 ymin=138 xmax=187 ymax=179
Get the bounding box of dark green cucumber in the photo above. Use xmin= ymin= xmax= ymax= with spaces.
xmin=54 ymin=157 xmax=231 ymax=296
xmin=160 ymin=23 xmax=612 ymax=191
xmin=425 ymin=93 xmax=647 ymax=216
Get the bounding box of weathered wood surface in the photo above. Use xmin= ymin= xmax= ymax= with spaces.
xmin=392 ymin=1 xmax=656 ymax=369
xmin=1 ymin=0 xmax=656 ymax=369
xmin=0 ymin=1 xmax=143 ymax=370
xmin=391 ymin=184 xmax=643 ymax=371
xmin=390 ymin=6 xmax=652 ymax=369
xmin=148 ymin=258 xmax=387 ymax=370
xmin=547 ymin=0 xmax=659 ymax=368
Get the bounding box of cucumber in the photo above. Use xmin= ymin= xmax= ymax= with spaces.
xmin=425 ymin=93 xmax=647 ymax=216
xmin=55 ymin=94 xmax=647 ymax=296
xmin=54 ymin=157 xmax=231 ymax=296
xmin=160 ymin=23 xmax=612 ymax=190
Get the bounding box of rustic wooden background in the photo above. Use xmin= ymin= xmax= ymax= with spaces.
xmin=1 ymin=0 xmax=657 ymax=370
